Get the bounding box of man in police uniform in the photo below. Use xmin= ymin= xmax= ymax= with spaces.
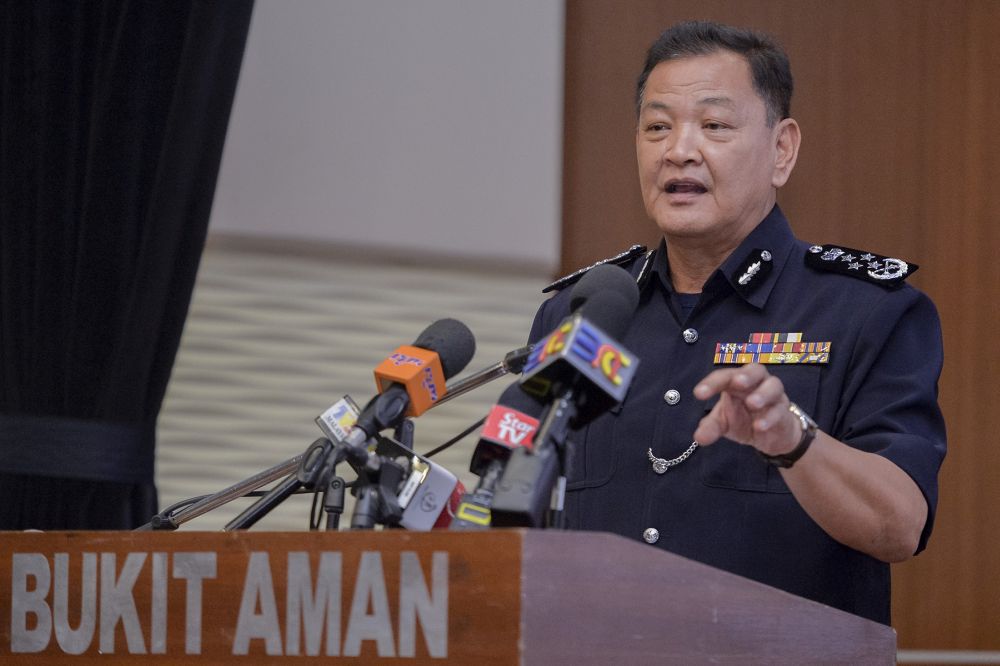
xmin=529 ymin=21 xmax=945 ymax=624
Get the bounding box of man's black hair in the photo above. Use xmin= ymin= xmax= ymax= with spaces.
xmin=636 ymin=20 xmax=793 ymax=126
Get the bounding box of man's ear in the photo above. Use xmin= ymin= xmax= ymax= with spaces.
xmin=772 ymin=118 xmax=801 ymax=188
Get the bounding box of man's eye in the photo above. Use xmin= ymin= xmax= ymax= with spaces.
xmin=704 ymin=122 xmax=727 ymax=130
xmin=647 ymin=123 xmax=669 ymax=132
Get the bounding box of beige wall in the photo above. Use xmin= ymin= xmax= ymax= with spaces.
xmin=209 ymin=0 xmax=564 ymax=270
xmin=561 ymin=0 xmax=1000 ymax=650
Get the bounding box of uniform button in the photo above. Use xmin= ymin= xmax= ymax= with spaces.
xmin=663 ymin=389 xmax=681 ymax=405
xmin=682 ymin=328 xmax=699 ymax=344
xmin=643 ymin=528 xmax=660 ymax=544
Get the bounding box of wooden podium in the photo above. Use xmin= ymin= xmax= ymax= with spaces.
xmin=0 ymin=529 xmax=895 ymax=664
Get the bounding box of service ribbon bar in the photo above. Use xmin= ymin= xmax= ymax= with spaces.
xmin=713 ymin=333 xmax=831 ymax=364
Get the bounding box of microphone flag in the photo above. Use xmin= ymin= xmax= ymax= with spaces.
xmin=520 ymin=312 xmax=638 ymax=406
xmin=372 ymin=345 xmax=447 ymax=417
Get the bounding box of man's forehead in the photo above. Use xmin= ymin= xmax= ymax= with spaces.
xmin=640 ymin=52 xmax=761 ymax=112
xmin=649 ymin=51 xmax=752 ymax=87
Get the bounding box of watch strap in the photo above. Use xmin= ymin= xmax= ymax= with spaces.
xmin=757 ymin=402 xmax=818 ymax=468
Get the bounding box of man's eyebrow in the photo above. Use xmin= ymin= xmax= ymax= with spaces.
xmin=699 ymin=96 xmax=738 ymax=110
xmin=640 ymin=97 xmax=739 ymax=113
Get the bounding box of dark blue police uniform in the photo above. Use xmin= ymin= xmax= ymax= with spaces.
xmin=528 ymin=205 xmax=946 ymax=624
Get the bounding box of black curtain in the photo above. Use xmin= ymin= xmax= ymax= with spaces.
xmin=0 ymin=1 xmax=254 ymax=528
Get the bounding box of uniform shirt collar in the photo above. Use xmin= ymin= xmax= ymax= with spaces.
xmin=648 ymin=204 xmax=796 ymax=310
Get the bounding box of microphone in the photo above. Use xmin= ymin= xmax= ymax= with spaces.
xmin=343 ymin=319 xmax=475 ymax=529
xmin=491 ymin=264 xmax=640 ymax=527
xmin=372 ymin=318 xmax=475 ymax=417
xmin=225 ymin=320 xmax=475 ymax=531
xmin=518 ymin=264 xmax=640 ymax=425
xmin=450 ymin=382 xmax=545 ymax=529
xmin=342 ymin=318 xmax=477 ymax=460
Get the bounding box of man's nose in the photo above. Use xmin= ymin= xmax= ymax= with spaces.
xmin=664 ymin=125 xmax=701 ymax=165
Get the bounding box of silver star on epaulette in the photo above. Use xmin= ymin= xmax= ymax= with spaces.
xmin=848 ymin=262 xmax=861 ymax=270
xmin=861 ymin=253 xmax=875 ymax=261
xmin=840 ymin=254 xmax=856 ymax=262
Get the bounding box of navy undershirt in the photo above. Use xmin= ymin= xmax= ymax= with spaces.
xmin=673 ymin=292 xmax=700 ymax=321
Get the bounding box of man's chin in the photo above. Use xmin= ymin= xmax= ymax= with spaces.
xmin=652 ymin=212 xmax=716 ymax=239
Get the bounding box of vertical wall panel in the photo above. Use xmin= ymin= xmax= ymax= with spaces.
xmin=563 ymin=0 xmax=1000 ymax=649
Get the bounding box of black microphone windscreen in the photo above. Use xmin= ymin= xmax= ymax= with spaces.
xmin=413 ymin=318 xmax=477 ymax=379
xmin=569 ymin=264 xmax=639 ymax=339
xmin=495 ymin=380 xmax=547 ymax=417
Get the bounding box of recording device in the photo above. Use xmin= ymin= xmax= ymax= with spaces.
xmin=450 ymin=382 xmax=544 ymax=529
xmin=491 ymin=264 xmax=640 ymax=527
xmin=372 ymin=435 xmax=463 ymax=530
xmin=315 ymin=399 xmax=465 ymax=530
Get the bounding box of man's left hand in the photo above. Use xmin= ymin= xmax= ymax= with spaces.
xmin=693 ymin=363 xmax=801 ymax=456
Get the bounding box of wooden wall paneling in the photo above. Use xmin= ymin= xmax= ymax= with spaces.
xmin=890 ymin=1 xmax=1000 ymax=650
xmin=562 ymin=0 xmax=1000 ymax=651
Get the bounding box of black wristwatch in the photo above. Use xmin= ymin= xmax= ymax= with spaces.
xmin=757 ymin=402 xmax=818 ymax=469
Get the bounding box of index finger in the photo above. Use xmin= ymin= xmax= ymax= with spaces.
xmin=693 ymin=363 xmax=769 ymax=400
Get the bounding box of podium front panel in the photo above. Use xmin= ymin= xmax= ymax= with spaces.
xmin=0 ymin=530 xmax=520 ymax=664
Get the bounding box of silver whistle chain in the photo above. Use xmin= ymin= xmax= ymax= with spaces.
xmin=648 ymin=441 xmax=699 ymax=474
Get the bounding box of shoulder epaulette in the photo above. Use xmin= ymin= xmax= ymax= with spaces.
xmin=805 ymin=243 xmax=918 ymax=289
xmin=542 ymin=244 xmax=647 ymax=293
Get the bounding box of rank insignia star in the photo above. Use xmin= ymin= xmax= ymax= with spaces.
xmin=806 ymin=244 xmax=918 ymax=288
xmin=713 ymin=332 xmax=831 ymax=365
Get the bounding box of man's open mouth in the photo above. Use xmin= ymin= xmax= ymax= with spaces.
xmin=665 ymin=180 xmax=707 ymax=194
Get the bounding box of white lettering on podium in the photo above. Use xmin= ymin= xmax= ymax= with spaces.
xmin=172 ymin=552 xmax=217 ymax=654
xmin=229 ymin=551 xmax=449 ymax=658
xmin=8 ymin=548 xmax=449 ymax=658
xmin=11 ymin=553 xmax=52 ymax=653
xmin=9 ymin=551 xmax=218 ymax=655
xmin=285 ymin=551 xmax=341 ymax=656
xmin=99 ymin=552 xmax=147 ymax=654
xmin=399 ymin=551 xmax=448 ymax=658
xmin=343 ymin=551 xmax=395 ymax=657
xmin=151 ymin=552 xmax=167 ymax=654
xmin=232 ymin=552 xmax=282 ymax=655
xmin=53 ymin=552 xmax=97 ymax=654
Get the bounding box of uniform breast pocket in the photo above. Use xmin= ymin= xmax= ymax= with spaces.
xmin=699 ymin=365 xmax=821 ymax=493
xmin=565 ymin=402 xmax=623 ymax=490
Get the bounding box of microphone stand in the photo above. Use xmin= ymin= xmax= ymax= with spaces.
xmin=430 ymin=344 xmax=532 ymax=407
xmin=136 ymin=454 xmax=305 ymax=531
xmin=136 ymin=344 xmax=533 ymax=532
xmin=224 ymin=438 xmax=341 ymax=531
